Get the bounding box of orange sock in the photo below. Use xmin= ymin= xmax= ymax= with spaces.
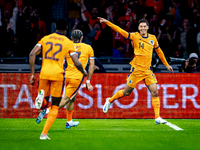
xmin=152 ymin=97 xmax=160 ymax=119
xmin=41 ymin=97 xmax=48 ymax=109
xmin=66 ymin=110 xmax=73 ymax=122
xmin=109 ymin=90 xmax=124 ymax=103
xmin=42 ymin=105 xmax=59 ymax=135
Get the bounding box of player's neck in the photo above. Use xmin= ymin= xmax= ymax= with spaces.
xmin=140 ymin=33 xmax=148 ymax=37
xmin=55 ymin=30 xmax=66 ymax=35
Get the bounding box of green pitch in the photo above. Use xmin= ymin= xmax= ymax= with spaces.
xmin=0 ymin=119 xmax=200 ymax=150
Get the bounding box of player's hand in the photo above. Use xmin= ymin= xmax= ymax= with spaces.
xmin=97 ymin=17 xmax=107 ymax=23
xmin=126 ymin=8 xmax=132 ymax=16
xmin=167 ymin=65 xmax=174 ymax=73
xmin=86 ymin=83 xmax=93 ymax=91
xmin=30 ymin=74 xmax=36 ymax=85
xmin=83 ymin=70 xmax=87 ymax=76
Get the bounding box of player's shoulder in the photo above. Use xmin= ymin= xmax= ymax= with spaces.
xmin=130 ymin=32 xmax=140 ymax=38
xmin=79 ymin=42 xmax=93 ymax=50
xmin=148 ymin=33 xmax=157 ymax=39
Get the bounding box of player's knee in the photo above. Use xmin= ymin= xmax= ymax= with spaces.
xmin=151 ymin=90 xmax=158 ymax=97
xmin=70 ymin=97 xmax=75 ymax=102
xmin=63 ymin=96 xmax=70 ymax=105
xmin=52 ymin=97 xmax=61 ymax=106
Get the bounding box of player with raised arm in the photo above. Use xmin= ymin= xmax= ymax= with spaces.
xmin=36 ymin=29 xmax=95 ymax=129
xmin=29 ymin=19 xmax=87 ymax=140
xmin=98 ymin=17 xmax=173 ymax=124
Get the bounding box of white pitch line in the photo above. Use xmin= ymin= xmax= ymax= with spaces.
xmin=166 ymin=122 xmax=183 ymax=131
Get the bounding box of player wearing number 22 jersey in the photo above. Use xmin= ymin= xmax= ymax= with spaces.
xmin=29 ymin=19 xmax=86 ymax=140
xmin=35 ymin=29 xmax=95 ymax=129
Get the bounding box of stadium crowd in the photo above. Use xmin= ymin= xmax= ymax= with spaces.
xmin=0 ymin=0 xmax=200 ymax=72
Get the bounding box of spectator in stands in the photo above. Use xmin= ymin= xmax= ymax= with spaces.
xmin=18 ymin=17 xmax=38 ymax=57
xmin=8 ymin=0 xmax=18 ymax=35
xmin=174 ymin=17 xmax=192 ymax=58
xmin=81 ymin=0 xmax=106 ymax=29
xmin=0 ymin=6 xmax=14 ymax=57
xmin=148 ymin=12 xmax=159 ymax=36
xmin=144 ymin=0 xmax=164 ymax=19
xmin=92 ymin=21 xmax=113 ymax=57
xmin=181 ymin=53 xmax=200 ymax=72
xmin=50 ymin=0 xmax=68 ymax=33
xmin=112 ymin=41 xmax=126 ymax=62
xmin=185 ymin=8 xmax=200 ymax=56
xmin=30 ymin=8 xmax=47 ymax=41
xmin=169 ymin=0 xmax=182 ymax=28
xmin=106 ymin=6 xmax=133 ymax=57
xmin=7 ymin=34 xmax=23 ymax=57
xmin=157 ymin=18 xmax=173 ymax=58
xmin=68 ymin=0 xmax=81 ymax=36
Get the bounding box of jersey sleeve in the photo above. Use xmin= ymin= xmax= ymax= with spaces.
xmin=37 ymin=37 xmax=44 ymax=47
xmin=153 ymin=36 xmax=160 ymax=49
xmin=68 ymin=40 xmax=76 ymax=56
xmin=89 ymin=46 xmax=95 ymax=59
xmin=106 ymin=21 xmax=130 ymax=39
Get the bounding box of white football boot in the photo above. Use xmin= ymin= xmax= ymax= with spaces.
xmin=66 ymin=120 xmax=79 ymax=129
xmin=40 ymin=133 xmax=50 ymax=140
xmin=155 ymin=117 xmax=167 ymax=124
xmin=103 ymin=98 xmax=111 ymax=113
xmin=35 ymin=89 xmax=44 ymax=109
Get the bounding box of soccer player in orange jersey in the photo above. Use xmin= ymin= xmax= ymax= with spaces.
xmin=35 ymin=29 xmax=95 ymax=128
xmin=29 ymin=19 xmax=87 ymax=140
xmin=98 ymin=17 xmax=173 ymax=124
xmin=62 ymin=29 xmax=95 ymax=129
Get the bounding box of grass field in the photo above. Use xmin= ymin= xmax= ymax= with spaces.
xmin=0 ymin=119 xmax=200 ymax=150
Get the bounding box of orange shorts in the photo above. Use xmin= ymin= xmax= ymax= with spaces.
xmin=38 ymin=79 xmax=64 ymax=97
xmin=64 ymin=77 xmax=84 ymax=99
xmin=127 ymin=68 xmax=157 ymax=88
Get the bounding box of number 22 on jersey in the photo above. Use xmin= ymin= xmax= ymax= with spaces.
xmin=45 ymin=42 xmax=63 ymax=61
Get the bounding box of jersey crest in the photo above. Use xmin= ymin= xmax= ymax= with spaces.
xmin=150 ymin=40 xmax=154 ymax=46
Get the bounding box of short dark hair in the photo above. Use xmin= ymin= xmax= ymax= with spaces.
xmin=138 ymin=19 xmax=149 ymax=26
xmin=56 ymin=19 xmax=67 ymax=30
xmin=71 ymin=29 xmax=83 ymax=41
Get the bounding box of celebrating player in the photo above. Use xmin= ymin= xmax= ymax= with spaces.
xmin=98 ymin=17 xmax=173 ymax=124
xmin=36 ymin=29 xmax=95 ymax=129
xmin=29 ymin=19 xmax=87 ymax=140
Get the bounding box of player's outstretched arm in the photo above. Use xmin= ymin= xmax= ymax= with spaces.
xmin=98 ymin=17 xmax=129 ymax=39
xmin=71 ymin=54 xmax=87 ymax=76
xmin=86 ymin=58 xmax=94 ymax=91
xmin=29 ymin=44 xmax=41 ymax=85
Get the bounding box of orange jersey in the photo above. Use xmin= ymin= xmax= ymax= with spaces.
xmin=65 ymin=43 xmax=94 ymax=79
xmin=106 ymin=21 xmax=169 ymax=71
xmin=37 ymin=32 xmax=75 ymax=81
